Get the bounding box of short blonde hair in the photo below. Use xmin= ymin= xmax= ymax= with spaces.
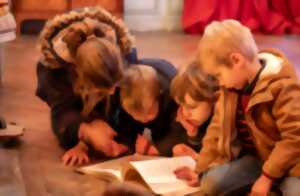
xmin=198 ymin=20 xmax=258 ymax=66
xmin=120 ymin=65 xmax=160 ymax=113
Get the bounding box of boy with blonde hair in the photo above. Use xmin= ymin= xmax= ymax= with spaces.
xmin=112 ymin=60 xmax=178 ymax=156
xmin=175 ymin=20 xmax=300 ymax=196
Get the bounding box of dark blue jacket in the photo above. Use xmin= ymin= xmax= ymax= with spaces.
xmin=36 ymin=48 xmax=178 ymax=151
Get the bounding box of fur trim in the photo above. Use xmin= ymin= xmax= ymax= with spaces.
xmin=38 ymin=6 xmax=135 ymax=68
xmin=258 ymin=52 xmax=283 ymax=77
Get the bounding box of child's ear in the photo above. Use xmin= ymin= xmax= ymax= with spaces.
xmin=229 ymin=52 xmax=245 ymax=68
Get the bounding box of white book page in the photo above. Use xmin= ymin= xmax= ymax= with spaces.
xmin=76 ymin=154 xmax=158 ymax=181
xmin=80 ymin=167 xmax=122 ymax=179
xmin=0 ymin=124 xmax=24 ymax=137
xmin=130 ymin=156 xmax=197 ymax=195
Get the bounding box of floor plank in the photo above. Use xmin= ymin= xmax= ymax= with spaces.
xmin=0 ymin=149 xmax=26 ymax=196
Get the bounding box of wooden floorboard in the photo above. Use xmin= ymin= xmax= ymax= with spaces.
xmin=0 ymin=149 xmax=26 ymax=196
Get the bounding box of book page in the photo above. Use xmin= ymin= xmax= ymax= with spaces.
xmin=76 ymin=154 xmax=159 ymax=182
xmin=77 ymin=166 xmax=122 ymax=182
xmin=0 ymin=124 xmax=24 ymax=138
xmin=128 ymin=156 xmax=198 ymax=195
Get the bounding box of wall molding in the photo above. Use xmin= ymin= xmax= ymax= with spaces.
xmin=125 ymin=0 xmax=183 ymax=31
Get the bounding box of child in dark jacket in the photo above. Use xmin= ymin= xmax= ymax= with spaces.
xmin=112 ymin=62 xmax=177 ymax=156
xmin=36 ymin=7 xmax=179 ymax=165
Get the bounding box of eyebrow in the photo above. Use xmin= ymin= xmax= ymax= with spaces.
xmin=184 ymin=102 xmax=197 ymax=108
xmin=214 ymin=71 xmax=221 ymax=77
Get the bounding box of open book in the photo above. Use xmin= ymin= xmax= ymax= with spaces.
xmin=76 ymin=154 xmax=199 ymax=195
xmin=0 ymin=123 xmax=24 ymax=138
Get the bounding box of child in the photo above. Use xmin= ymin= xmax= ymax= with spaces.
xmin=36 ymin=7 xmax=178 ymax=165
xmin=170 ymin=63 xmax=216 ymax=159
xmin=36 ymin=7 xmax=135 ymax=166
xmin=175 ymin=20 xmax=300 ymax=196
xmin=111 ymin=62 xmax=178 ymax=156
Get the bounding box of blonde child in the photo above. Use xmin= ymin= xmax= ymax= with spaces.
xmin=112 ymin=62 xmax=177 ymax=156
xmin=175 ymin=20 xmax=300 ymax=196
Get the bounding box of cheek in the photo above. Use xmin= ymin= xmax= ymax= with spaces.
xmin=192 ymin=105 xmax=211 ymax=120
xmin=191 ymin=110 xmax=203 ymax=120
xmin=188 ymin=109 xmax=202 ymax=121
xmin=223 ymin=73 xmax=232 ymax=84
xmin=123 ymin=107 xmax=141 ymax=122
xmin=147 ymin=110 xmax=158 ymax=122
xmin=181 ymin=107 xmax=191 ymax=118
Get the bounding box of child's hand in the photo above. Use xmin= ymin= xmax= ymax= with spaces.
xmin=62 ymin=141 xmax=89 ymax=166
xmin=174 ymin=166 xmax=200 ymax=187
xmin=109 ymin=140 xmax=129 ymax=157
xmin=172 ymin=144 xmax=198 ymax=160
xmin=78 ymin=120 xmax=128 ymax=157
xmin=176 ymin=107 xmax=198 ymax=137
xmin=249 ymin=174 xmax=272 ymax=196
xmin=135 ymin=134 xmax=150 ymax=154
xmin=135 ymin=134 xmax=159 ymax=155
xmin=147 ymin=145 xmax=159 ymax=156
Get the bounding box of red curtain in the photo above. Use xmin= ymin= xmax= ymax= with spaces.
xmin=182 ymin=0 xmax=300 ymax=34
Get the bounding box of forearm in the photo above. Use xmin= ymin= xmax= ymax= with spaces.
xmin=52 ymin=117 xmax=81 ymax=149
xmin=51 ymin=107 xmax=83 ymax=149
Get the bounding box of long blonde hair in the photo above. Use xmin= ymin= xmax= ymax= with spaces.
xmin=64 ymin=29 xmax=123 ymax=116
xmin=38 ymin=7 xmax=130 ymax=116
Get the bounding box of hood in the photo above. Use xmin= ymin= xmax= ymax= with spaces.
xmin=38 ymin=6 xmax=135 ymax=69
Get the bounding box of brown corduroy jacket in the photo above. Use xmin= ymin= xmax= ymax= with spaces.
xmin=196 ymin=49 xmax=300 ymax=178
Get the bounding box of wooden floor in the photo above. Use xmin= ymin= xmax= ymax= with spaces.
xmin=0 ymin=32 xmax=300 ymax=196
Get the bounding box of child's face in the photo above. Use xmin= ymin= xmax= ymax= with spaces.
xmin=179 ymin=94 xmax=212 ymax=127
xmin=202 ymin=53 xmax=249 ymax=90
xmin=212 ymin=64 xmax=247 ymax=90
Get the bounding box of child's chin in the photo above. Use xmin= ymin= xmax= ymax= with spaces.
xmin=187 ymin=120 xmax=200 ymax=127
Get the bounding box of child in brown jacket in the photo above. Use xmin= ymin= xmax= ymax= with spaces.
xmin=175 ymin=20 xmax=300 ymax=196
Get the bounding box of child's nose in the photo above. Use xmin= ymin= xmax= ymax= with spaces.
xmin=218 ymin=79 xmax=226 ymax=88
xmin=182 ymin=109 xmax=191 ymax=118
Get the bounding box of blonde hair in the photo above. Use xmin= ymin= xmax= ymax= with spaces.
xmin=74 ymin=37 xmax=123 ymax=94
xmin=120 ymin=65 xmax=161 ymax=113
xmin=72 ymin=36 xmax=123 ymax=117
xmin=171 ymin=62 xmax=217 ymax=105
xmin=198 ymin=20 xmax=258 ymax=66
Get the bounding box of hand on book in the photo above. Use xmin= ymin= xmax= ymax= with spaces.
xmin=173 ymin=144 xmax=198 ymax=160
xmin=174 ymin=166 xmax=200 ymax=187
xmin=79 ymin=120 xmax=128 ymax=157
xmin=62 ymin=141 xmax=89 ymax=166
xmin=249 ymin=174 xmax=272 ymax=196
xmin=135 ymin=134 xmax=159 ymax=156
xmin=176 ymin=107 xmax=198 ymax=137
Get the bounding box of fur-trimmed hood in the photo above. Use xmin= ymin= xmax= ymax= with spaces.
xmin=38 ymin=6 xmax=135 ymax=69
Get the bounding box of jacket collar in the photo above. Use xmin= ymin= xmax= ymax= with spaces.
xmin=247 ymin=49 xmax=297 ymax=110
